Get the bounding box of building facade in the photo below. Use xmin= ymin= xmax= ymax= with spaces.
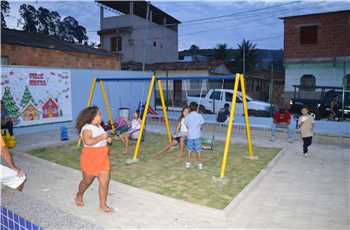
xmin=98 ymin=1 xmax=180 ymax=64
xmin=122 ymin=61 xmax=284 ymax=108
xmin=282 ymin=10 xmax=350 ymax=101
xmin=1 ymin=29 xmax=120 ymax=69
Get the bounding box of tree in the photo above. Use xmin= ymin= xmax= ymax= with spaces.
xmin=214 ymin=43 xmax=229 ymax=61
xmin=235 ymin=39 xmax=258 ymax=74
xmin=18 ymin=4 xmax=88 ymax=44
xmin=1 ymin=1 xmax=10 ymax=28
xmin=2 ymin=87 xmax=20 ymax=118
xmin=57 ymin=16 xmax=88 ymax=44
xmin=20 ymin=86 xmax=35 ymax=107
xmin=189 ymin=44 xmax=200 ymax=56
xmin=19 ymin=4 xmax=38 ymax=33
xmin=37 ymin=7 xmax=61 ymax=35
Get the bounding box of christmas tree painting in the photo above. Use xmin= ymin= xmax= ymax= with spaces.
xmin=1 ymin=87 xmax=20 ymax=118
xmin=20 ymin=86 xmax=35 ymax=107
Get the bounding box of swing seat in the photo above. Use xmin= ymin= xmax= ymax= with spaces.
xmin=201 ymin=137 xmax=214 ymax=150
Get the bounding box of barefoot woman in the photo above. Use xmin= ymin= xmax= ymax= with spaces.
xmin=75 ymin=106 xmax=113 ymax=213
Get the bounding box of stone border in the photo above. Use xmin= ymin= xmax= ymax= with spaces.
xmin=223 ymin=147 xmax=288 ymax=217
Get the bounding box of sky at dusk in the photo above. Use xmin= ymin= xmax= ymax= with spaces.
xmin=4 ymin=0 xmax=350 ymax=50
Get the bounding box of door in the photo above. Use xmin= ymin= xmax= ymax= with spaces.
xmin=173 ymin=80 xmax=182 ymax=107
xmin=209 ymin=90 xmax=222 ymax=113
xmin=225 ymin=92 xmax=243 ymax=116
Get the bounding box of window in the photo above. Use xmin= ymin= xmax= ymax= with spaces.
xmin=1 ymin=56 xmax=9 ymax=65
xmin=300 ymin=25 xmax=318 ymax=44
xmin=300 ymin=75 xmax=316 ymax=91
xmin=111 ymin=37 xmax=122 ymax=52
xmin=225 ymin=92 xmax=232 ymax=102
xmin=210 ymin=91 xmax=222 ymax=100
xmin=153 ymin=41 xmax=157 ymax=47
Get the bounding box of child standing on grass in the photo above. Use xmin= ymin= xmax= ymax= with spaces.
xmin=184 ymin=102 xmax=205 ymax=170
xmin=298 ymin=106 xmax=314 ymax=157
xmin=75 ymin=106 xmax=113 ymax=213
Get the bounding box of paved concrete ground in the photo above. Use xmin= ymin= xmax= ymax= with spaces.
xmin=2 ymin=126 xmax=349 ymax=229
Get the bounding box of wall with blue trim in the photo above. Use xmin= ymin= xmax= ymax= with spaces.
xmin=1 ymin=66 xmax=153 ymax=135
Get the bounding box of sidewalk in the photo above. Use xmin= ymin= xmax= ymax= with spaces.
xmin=2 ymin=128 xmax=349 ymax=229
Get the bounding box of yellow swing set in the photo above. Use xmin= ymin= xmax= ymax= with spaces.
xmin=79 ymin=73 xmax=254 ymax=178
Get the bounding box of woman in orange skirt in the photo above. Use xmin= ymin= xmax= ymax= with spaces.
xmin=75 ymin=106 xmax=113 ymax=213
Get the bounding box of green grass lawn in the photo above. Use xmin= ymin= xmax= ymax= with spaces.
xmin=28 ymin=133 xmax=280 ymax=209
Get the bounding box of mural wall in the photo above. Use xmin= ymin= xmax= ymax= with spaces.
xmin=1 ymin=67 xmax=72 ymax=127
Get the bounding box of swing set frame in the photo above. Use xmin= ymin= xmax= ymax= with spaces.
xmin=83 ymin=73 xmax=253 ymax=178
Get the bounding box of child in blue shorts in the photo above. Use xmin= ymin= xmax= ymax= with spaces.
xmin=184 ymin=102 xmax=205 ymax=170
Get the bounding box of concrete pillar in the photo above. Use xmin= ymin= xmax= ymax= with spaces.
xmin=129 ymin=1 xmax=134 ymax=15
xmin=149 ymin=10 xmax=153 ymax=22
xmin=100 ymin=6 xmax=104 ymax=29
xmin=163 ymin=17 xmax=167 ymax=25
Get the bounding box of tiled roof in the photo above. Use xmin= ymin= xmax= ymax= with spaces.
xmin=1 ymin=29 xmax=115 ymax=57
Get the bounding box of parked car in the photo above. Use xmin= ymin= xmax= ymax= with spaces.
xmin=289 ymin=87 xmax=350 ymax=120
xmin=186 ymin=89 xmax=273 ymax=116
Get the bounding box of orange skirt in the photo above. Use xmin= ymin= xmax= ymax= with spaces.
xmin=80 ymin=146 xmax=110 ymax=176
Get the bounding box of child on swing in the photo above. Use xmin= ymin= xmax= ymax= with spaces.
xmin=75 ymin=106 xmax=113 ymax=213
xmin=119 ymin=111 xmax=142 ymax=154
xmin=154 ymin=106 xmax=190 ymax=160
xmin=184 ymin=102 xmax=205 ymax=170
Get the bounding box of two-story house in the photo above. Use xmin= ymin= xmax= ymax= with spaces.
xmin=97 ymin=1 xmax=180 ymax=64
xmin=281 ymin=10 xmax=350 ymax=102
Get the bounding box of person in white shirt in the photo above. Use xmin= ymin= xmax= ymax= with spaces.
xmin=119 ymin=111 xmax=142 ymax=154
xmin=0 ymin=135 xmax=26 ymax=191
xmin=75 ymin=106 xmax=113 ymax=213
xmin=184 ymin=102 xmax=205 ymax=170
xmin=298 ymin=106 xmax=315 ymax=157
xmin=154 ymin=106 xmax=190 ymax=160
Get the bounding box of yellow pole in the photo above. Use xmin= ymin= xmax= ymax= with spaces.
xmin=157 ymin=79 xmax=172 ymax=143
xmin=77 ymin=78 xmax=97 ymax=147
xmin=99 ymin=80 xmax=115 ymax=135
xmin=87 ymin=78 xmax=97 ymax=106
xmin=219 ymin=74 xmax=240 ymax=178
xmin=240 ymin=74 xmax=254 ymax=159
xmin=133 ymin=75 xmax=156 ymax=160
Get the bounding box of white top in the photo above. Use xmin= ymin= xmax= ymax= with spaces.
xmin=179 ymin=118 xmax=188 ymax=133
xmin=81 ymin=124 xmax=107 ymax=147
xmin=174 ymin=118 xmax=188 ymax=137
xmin=131 ymin=119 xmax=141 ymax=130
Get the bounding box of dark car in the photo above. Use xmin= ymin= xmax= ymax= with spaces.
xmin=289 ymin=86 xmax=350 ymax=120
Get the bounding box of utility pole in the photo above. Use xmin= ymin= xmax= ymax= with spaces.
xmin=269 ymin=62 xmax=274 ymax=108
xmin=142 ymin=1 xmax=150 ymax=71
xmin=243 ymin=39 xmax=246 ymax=76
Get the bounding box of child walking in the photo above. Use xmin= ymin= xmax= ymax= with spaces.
xmin=119 ymin=111 xmax=142 ymax=154
xmin=298 ymin=106 xmax=314 ymax=157
xmin=184 ymin=102 xmax=205 ymax=170
xmin=154 ymin=106 xmax=189 ymax=160
xmin=75 ymin=106 xmax=113 ymax=213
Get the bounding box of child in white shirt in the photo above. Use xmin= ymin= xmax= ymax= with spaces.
xmin=120 ymin=111 xmax=142 ymax=154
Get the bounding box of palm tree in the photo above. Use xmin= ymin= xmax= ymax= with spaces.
xmin=214 ymin=43 xmax=229 ymax=61
xmin=235 ymin=39 xmax=257 ymax=74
